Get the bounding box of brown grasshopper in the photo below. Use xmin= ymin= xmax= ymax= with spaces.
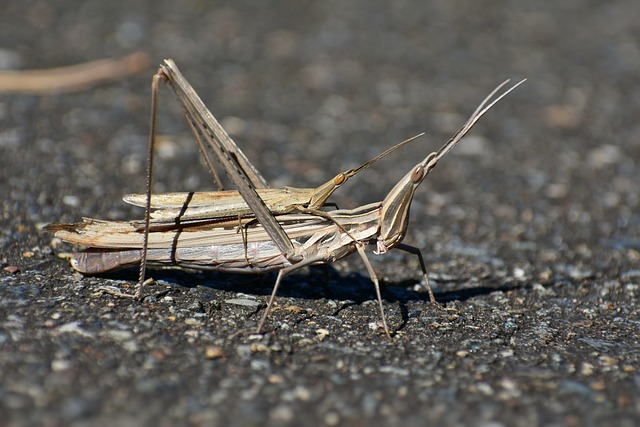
xmin=47 ymin=59 xmax=524 ymax=337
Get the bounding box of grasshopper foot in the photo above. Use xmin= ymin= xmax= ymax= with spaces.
xmin=97 ymin=278 xmax=154 ymax=300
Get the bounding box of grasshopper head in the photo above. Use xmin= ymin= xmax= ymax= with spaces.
xmin=376 ymin=152 xmax=438 ymax=253
xmin=374 ymin=79 xmax=525 ymax=253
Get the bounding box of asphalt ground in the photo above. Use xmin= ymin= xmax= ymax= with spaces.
xmin=1 ymin=1 xmax=639 ymax=426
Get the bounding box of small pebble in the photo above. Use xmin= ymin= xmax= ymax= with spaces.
xmin=3 ymin=266 xmax=19 ymax=274
xmin=225 ymin=298 xmax=261 ymax=307
xmin=205 ymin=346 xmax=224 ymax=359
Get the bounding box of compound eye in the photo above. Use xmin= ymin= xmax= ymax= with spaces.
xmin=334 ymin=173 xmax=346 ymax=185
xmin=411 ymin=165 xmax=424 ymax=183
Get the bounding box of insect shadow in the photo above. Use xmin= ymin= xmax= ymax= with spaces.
xmin=96 ymin=264 xmax=525 ymax=326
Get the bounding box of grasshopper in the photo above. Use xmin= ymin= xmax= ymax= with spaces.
xmin=121 ymin=131 xmax=424 ymax=226
xmin=46 ymin=65 xmax=524 ymax=337
xmin=136 ymin=60 xmax=424 ymax=219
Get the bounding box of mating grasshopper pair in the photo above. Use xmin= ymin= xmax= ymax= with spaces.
xmin=46 ymin=59 xmax=524 ymax=337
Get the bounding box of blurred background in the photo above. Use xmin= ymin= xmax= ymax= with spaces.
xmin=2 ymin=1 xmax=638 ymax=250
xmin=2 ymin=1 xmax=638 ymax=261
